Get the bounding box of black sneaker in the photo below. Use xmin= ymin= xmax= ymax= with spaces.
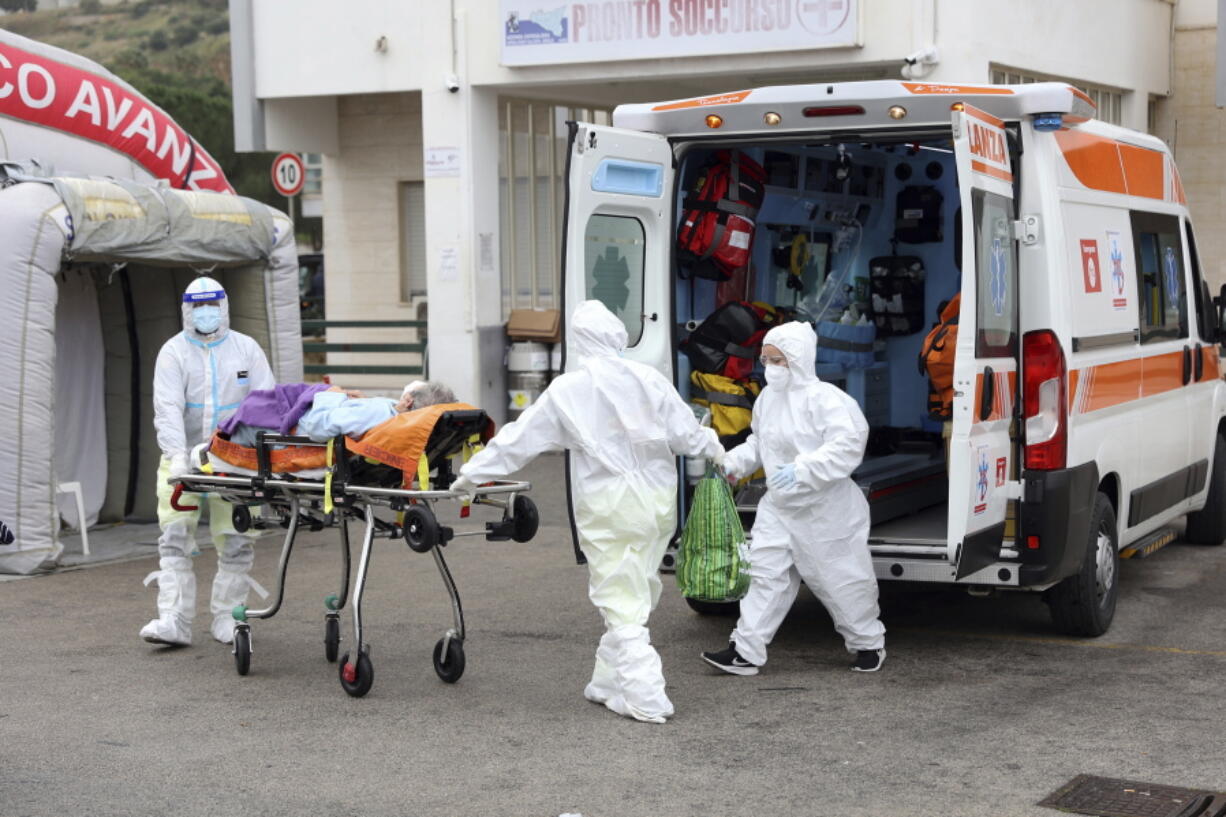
xmin=701 ymin=643 xmax=759 ymax=676
xmin=851 ymin=648 xmax=886 ymax=672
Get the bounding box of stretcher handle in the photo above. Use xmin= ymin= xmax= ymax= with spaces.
xmin=169 ymin=482 xmax=199 ymax=512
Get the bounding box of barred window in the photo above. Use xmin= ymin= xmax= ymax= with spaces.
xmin=990 ymin=67 xmax=1124 ymax=125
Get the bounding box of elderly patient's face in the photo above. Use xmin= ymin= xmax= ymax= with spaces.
xmin=394 ymin=394 xmax=414 ymax=413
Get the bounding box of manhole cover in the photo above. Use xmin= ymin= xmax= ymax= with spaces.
xmin=1039 ymin=774 xmax=1226 ymax=817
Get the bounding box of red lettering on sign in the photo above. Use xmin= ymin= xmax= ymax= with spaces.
xmin=969 ymin=122 xmax=1006 ymax=165
xmin=0 ymin=42 xmax=231 ymax=192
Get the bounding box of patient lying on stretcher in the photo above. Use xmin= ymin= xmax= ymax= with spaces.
xmin=201 ymin=379 xmax=488 ymax=484
xmin=222 ymin=380 xmax=458 ymax=446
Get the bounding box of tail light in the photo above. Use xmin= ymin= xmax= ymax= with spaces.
xmin=1022 ymin=329 xmax=1067 ymax=470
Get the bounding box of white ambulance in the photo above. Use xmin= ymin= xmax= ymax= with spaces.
xmin=559 ymin=81 xmax=1226 ymax=636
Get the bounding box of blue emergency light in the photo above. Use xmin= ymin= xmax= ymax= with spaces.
xmin=1032 ymin=113 xmax=1064 ymax=132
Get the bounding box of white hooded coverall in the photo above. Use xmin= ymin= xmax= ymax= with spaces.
xmin=723 ymin=321 xmax=885 ymax=666
xmin=459 ymin=300 xmax=723 ymax=723
xmin=141 ymin=277 xmax=275 ymax=646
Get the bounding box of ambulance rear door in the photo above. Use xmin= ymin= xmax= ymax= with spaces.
xmin=947 ymin=104 xmax=1022 ymax=579
xmin=560 ymin=122 xmax=674 ymax=377
xmin=558 ymin=121 xmax=675 ymax=562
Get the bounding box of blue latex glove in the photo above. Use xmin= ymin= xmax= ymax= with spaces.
xmin=768 ymin=463 xmax=798 ymax=491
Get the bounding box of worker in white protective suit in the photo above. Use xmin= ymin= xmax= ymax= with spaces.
xmin=451 ymin=300 xmax=724 ymax=724
xmin=140 ymin=277 xmax=275 ymax=647
xmin=701 ymin=321 xmax=887 ymax=675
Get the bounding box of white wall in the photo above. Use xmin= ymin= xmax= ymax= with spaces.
xmin=250 ymin=0 xmax=1171 ymax=108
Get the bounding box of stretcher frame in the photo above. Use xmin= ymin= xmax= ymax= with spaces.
xmin=168 ymin=415 xmax=537 ymax=698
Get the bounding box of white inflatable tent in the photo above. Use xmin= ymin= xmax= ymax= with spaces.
xmin=0 ymin=165 xmax=303 ymax=574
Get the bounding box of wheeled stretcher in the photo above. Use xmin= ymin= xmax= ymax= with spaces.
xmin=169 ymin=408 xmax=538 ymax=698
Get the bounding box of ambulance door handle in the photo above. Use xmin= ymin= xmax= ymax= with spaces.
xmin=979 ymin=366 xmax=995 ymax=422
xmin=1182 ymin=345 xmax=1193 ymax=386
xmin=1194 ymin=344 xmax=1204 ymax=382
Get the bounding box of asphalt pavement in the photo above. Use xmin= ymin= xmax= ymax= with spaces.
xmin=3 ymin=452 xmax=1225 ymax=817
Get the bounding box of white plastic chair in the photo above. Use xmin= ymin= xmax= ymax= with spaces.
xmin=56 ymin=482 xmax=90 ymax=556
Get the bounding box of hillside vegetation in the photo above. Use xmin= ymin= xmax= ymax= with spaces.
xmin=1 ymin=0 xmax=279 ymax=206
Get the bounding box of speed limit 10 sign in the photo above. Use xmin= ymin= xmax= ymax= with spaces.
xmin=271 ymin=152 xmax=305 ymax=197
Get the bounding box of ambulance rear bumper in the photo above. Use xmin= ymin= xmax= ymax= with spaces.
xmin=1016 ymin=461 xmax=1100 ymax=587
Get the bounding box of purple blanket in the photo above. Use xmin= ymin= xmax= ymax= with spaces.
xmin=217 ymin=383 xmax=331 ymax=436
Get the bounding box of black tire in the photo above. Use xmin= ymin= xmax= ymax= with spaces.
xmin=1045 ymin=493 xmax=1119 ymax=637
xmin=685 ymin=597 xmax=741 ymax=617
xmin=404 ymin=505 xmax=439 ymax=553
xmin=432 ymin=637 xmax=466 ymax=684
xmin=511 ymin=496 xmax=539 ymax=543
xmin=232 ymin=505 xmax=252 ymax=533
xmin=324 ymin=615 xmax=340 ymax=663
xmin=338 ymin=650 xmax=374 ymax=698
xmin=233 ymin=627 xmax=251 ymax=676
xmin=1186 ymin=433 xmax=1226 ymax=545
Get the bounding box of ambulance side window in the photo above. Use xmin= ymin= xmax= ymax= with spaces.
xmin=584 ymin=214 xmax=645 ymax=345
xmin=1130 ymin=211 xmax=1188 ymax=344
xmin=972 ymin=190 xmax=1017 ymax=358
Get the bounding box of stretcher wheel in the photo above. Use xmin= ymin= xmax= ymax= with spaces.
xmin=511 ymin=496 xmax=539 ymax=543
xmin=324 ymin=614 xmax=340 ymax=663
xmin=338 ymin=650 xmax=374 ymax=698
xmin=432 ymin=637 xmax=465 ymax=684
xmin=232 ymin=505 xmax=252 ymax=533
xmin=233 ymin=626 xmax=252 ymax=676
xmin=404 ymin=506 xmax=439 ymax=553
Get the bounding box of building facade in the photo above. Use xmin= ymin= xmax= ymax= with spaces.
xmin=231 ymin=0 xmax=1198 ymax=420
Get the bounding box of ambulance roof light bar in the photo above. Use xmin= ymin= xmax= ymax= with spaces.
xmin=612 ymin=80 xmax=1097 ymax=136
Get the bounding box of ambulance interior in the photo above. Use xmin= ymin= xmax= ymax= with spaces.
xmin=672 ymin=134 xmax=968 ymax=545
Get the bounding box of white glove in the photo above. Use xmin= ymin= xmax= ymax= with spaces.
xmin=450 ymin=474 xmax=477 ymax=502
xmin=710 ymin=447 xmax=726 ymax=467
xmin=167 ymin=454 xmax=190 ymax=479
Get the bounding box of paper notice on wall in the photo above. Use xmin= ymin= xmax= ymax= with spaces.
xmin=439 ymin=246 xmax=459 ymax=281
xmin=425 ymin=146 xmax=462 ymax=177
xmin=478 ymin=232 xmax=496 ymax=279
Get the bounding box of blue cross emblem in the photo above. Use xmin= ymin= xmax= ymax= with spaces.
xmin=977 ymin=451 xmax=990 ymax=502
xmin=990 ymin=237 xmax=1008 ymax=317
xmin=1111 ymin=243 xmax=1126 ymax=295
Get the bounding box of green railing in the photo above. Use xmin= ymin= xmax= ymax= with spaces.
xmin=301 ymin=319 xmax=427 ymax=377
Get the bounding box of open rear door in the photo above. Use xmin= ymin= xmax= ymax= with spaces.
xmin=558 ymin=121 xmax=675 ymax=562
xmin=560 ymin=122 xmax=674 ymax=375
xmin=947 ymin=105 xmax=1021 ymax=579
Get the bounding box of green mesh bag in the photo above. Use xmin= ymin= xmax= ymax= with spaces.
xmin=676 ymin=468 xmax=750 ymax=602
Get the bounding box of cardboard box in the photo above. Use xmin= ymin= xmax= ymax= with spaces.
xmin=506 ymin=309 xmax=561 ymax=343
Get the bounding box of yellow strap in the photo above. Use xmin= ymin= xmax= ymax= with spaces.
xmin=417 ymin=453 xmax=430 ymax=491
xmin=462 ymin=433 xmax=483 ymax=463
xmin=323 ymin=438 xmax=335 ymax=514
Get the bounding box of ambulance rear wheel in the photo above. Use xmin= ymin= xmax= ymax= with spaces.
xmin=1045 ymin=493 xmax=1118 ymax=637
xmin=685 ymin=598 xmax=741 ymax=617
xmin=1186 ymin=433 xmax=1226 ymax=545
xmin=404 ymin=506 xmax=439 ymax=553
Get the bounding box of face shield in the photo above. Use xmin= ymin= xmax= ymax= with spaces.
xmin=181 ymin=277 xmax=230 ymax=340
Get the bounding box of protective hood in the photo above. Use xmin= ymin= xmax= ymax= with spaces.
xmin=569 ymin=300 xmax=627 ymax=364
xmin=181 ymin=276 xmax=229 ymax=342
xmin=762 ymin=321 xmax=818 ymax=388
